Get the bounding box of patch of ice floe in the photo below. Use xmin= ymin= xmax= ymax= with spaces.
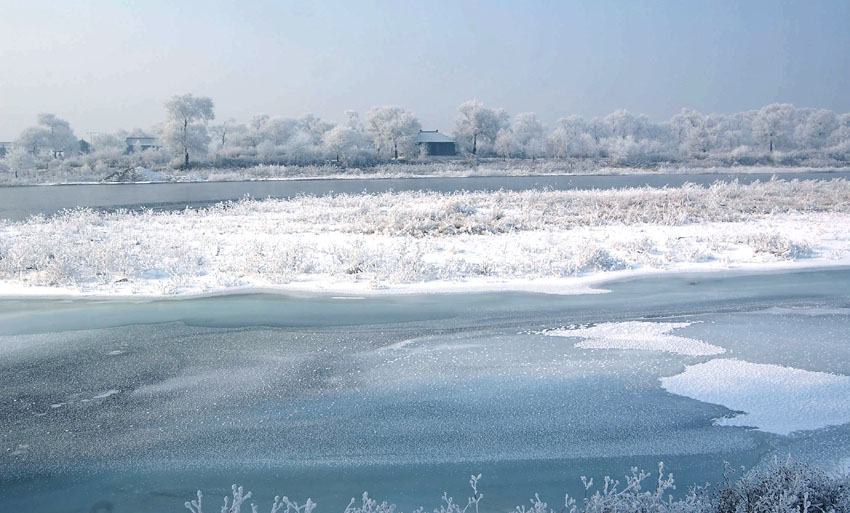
xmin=661 ymin=359 xmax=850 ymax=435
xmin=544 ymin=321 xmax=726 ymax=356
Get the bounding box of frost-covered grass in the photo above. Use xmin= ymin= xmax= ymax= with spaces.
xmin=3 ymin=159 xmax=850 ymax=186
xmin=0 ymin=179 xmax=849 ymax=296
xmin=176 ymin=161 xmax=850 ymax=183
xmin=184 ymin=458 xmax=850 ymax=513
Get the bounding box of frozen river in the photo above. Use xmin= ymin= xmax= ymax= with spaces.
xmin=2 ymin=268 xmax=850 ymax=512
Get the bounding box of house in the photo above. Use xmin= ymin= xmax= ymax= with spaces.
xmin=125 ymin=137 xmax=159 ymax=153
xmin=416 ymin=130 xmax=456 ymax=156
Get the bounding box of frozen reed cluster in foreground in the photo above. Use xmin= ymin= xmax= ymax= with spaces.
xmin=185 ymin=459 xmax=850 ymax=513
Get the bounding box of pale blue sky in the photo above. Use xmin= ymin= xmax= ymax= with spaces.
xmin=1 ymin=0 xmax=848 ymax=140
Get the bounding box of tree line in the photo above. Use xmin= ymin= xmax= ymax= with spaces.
xmin=3 ymin=94 xmax=850 ymax=179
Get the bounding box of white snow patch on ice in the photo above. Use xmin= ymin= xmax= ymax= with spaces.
xmin=661 ymin=359 xmax=850 ymax=435
xmin=545 ymin=321 xmax=725 ymax=356
xmin=756 ymin=306 xmax=850 ymax=316
xmin=10 ymin=444 xmax=29 ymax=456
xmin=92 ymin=389 xmax=120 ymax=399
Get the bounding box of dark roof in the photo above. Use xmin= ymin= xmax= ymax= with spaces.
xmin=416 ymin=130 xmax=455 ymax=144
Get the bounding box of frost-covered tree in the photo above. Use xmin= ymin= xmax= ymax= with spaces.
xmin=299 ymin=114 xmax=334 ymax=146
xmin=796 ymin=109 xmax=838 ymax=149
xmin=162 ymin=94 xmax=215 ymax=168
xmin=753 ymin=103 xmax=793 ymax=152
xmin=209 ymin=119 xmax=235 ymax=163
xmin=37 ymin=114 xmax=80 ymax=157
xmin=5 ymin=146 xmax=37 ymax=179
xmin=324 ymin=111 xmax=372 ymax=166
xmin=15 ymin=127 xmax=49 ymax=156
xmin=670 ymin=109 xmax=715 ymax=158
xmin=511 ymin=112 xmax=545 ymax=159
xmin=604 ymin=109 xmax=649 ymax=139
xmin=494 ymin=128 xmax=521 ymax=159
xmin=14 ymin=113 xmax=79 ymax=158
xmin=454 ymin=100 xmax=507 ymax=156
xmin=367 ymin=106 xmax=421 ymax=159
xmin=548 ymin=116 xmax=598 ymax=158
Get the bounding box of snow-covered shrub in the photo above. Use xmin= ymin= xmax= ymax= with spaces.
xmin=711 ymin=458 xmax=850 ymax=513
xmin=746 ymin=233 xmax=813 ymax=260
xmin=571 ymin=244 xmax=626 ymax=274
xmin=183 ymin=459 xmax=850 ymax=513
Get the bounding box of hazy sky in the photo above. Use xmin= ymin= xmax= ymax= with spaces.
xmin=1 ymin=0 xmax=849 ymax=140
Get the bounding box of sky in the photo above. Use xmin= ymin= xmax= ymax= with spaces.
xmin=1 ymin=0 xmax=849 ymax=141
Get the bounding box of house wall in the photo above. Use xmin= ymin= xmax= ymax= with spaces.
xmin=425 ymin=142 xmax=456 ymax=156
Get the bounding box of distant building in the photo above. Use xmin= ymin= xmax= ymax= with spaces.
xmin=416 ymin=130 xmax=456 ymax=156
xmin=125 ymin=137 xmax=159 ymax=153
xmin=0 ymin=142 xmax=11 ymax=158
xmin=79 ymin=139 xmax=91 ymax=154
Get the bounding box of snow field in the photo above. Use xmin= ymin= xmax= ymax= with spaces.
xmin=0 ymin=179 xmax=848 ymax=296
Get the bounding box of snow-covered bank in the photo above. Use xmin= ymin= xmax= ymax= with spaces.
xmin=1 ymin=179 xmax=849 ymax=297
xmin=149 ymin=163 xmax=850 ymax=184
xmin=6 ymin=162 xmax=850 ymax=186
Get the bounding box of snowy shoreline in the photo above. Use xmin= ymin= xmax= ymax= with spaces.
xmin=1 ymin=262 xmax=849 ymax=301
xmin=4 ymin=163 xmax=850 ymax=187
xmin=1 ymin=179 xmax=849 ymax=299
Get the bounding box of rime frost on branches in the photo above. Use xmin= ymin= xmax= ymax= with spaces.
xmin=184 ymin=459 xmax=850 ymax=513
xmin=162 ymin=93 xmax=215 ymax=168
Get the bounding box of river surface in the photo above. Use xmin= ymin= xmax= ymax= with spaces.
xmin=2 ymin=170 xmax=849 ymax=220
xmin=2 ymin=269 xmax=850 ymax=512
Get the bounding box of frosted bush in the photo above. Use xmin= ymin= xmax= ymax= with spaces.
xmin=663 ymin=237 xmax=714 ymax=264
xmin=571 ymin=245 xmax=626 ymax=274
xmin=183 ymin=459 xmax=850 ymax=513
xmin=746 ymin=233 xmax=813 ymax=260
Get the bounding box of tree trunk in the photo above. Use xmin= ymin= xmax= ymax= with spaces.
xmin=472 ymin=134 xmax=477 ymax=155
xmin=183 ymin=118 xmax=190 ymax=167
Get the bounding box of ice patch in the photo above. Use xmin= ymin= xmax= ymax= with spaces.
xmin=544 ymin=321 xmax=725 ymax=356
xmin=661 ymin=359 xmax=850 ymax=435
xmin=10 ymin=443 xmax=29 ymax=456
xmin=92 ymin=389 xmax=120 ymax=399
xmin=756 ymin=306 xmax=850 ymax=316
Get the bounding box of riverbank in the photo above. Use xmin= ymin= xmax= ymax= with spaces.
xmin=3 ymin=162 xmax=850 ymax=187
xmin=1 ymin=179 xmax=848 ymax=298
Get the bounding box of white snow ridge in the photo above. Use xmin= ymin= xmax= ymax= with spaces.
xmin=661 ymin=359 xmax=850 ymax=435
xmin=545 ymin=321 xmax=726 ymax=356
